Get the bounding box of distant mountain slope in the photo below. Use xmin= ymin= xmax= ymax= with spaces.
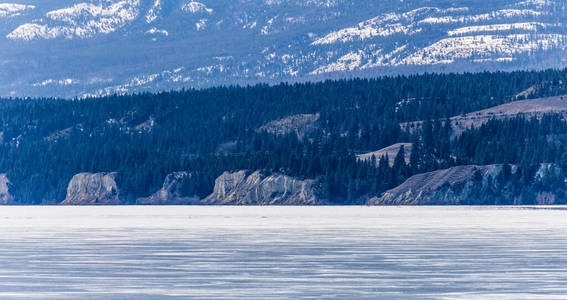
xmin=1 ymin=0 xmax=567 ymax=97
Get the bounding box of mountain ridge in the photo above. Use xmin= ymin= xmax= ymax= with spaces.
xmin=1 ymin=0 xmax=567 ymax=98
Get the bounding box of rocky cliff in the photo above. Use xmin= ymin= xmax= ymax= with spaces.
xmin=368 ymin=164 xmax=567 ymax=205
xmin=0 ymin=174 xmax=13 ymax=205
xmin=203 ymin=170 xmax=323 ymax=205
xmin=137 ymin=172 xmax=199 ymax=205
xmin=258 ymin=114 xmax=320 ymax=140
xmin=61 ymin=172 xmax=121 ymax=205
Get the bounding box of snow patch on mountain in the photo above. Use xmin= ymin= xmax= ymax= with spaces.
xmin=448 ymin=22 xmax=551 ymax=36
xmin=181 ymin=1 xmax=212 ymax=14
xmin=312 ymin=7 xmax=435 ymax=45
xmin=82 ymin=67 xmax=187 ymax=98
xmin=313 ymin=31 xmax=567 ymax=74
xmin=310 ymin=1 xmax=565 ymax=75
xmin=517 ymin=0 xmax=552 ymax=8
xmin=33 ymin=78 xmax=79 ymax=87
xmin=402 ymin=34 xmax=566 ymax=65
xmin=196 ymin=64 xmax=226 ymax=74
xmin=359 ymin=45 xmax=408 ymax=69
xmin=46 ymin=0 xmax=140 ymax=25
xmin=260 ymin=15 xmax=280 ymax=35
xmin=7 ymin=24 xmax=58 ymax=41
xmin=145 ymin=0 xmax=161 ymax=23
xmin=0 ymin=3 xmax=34 ymax=18
xmin=312 ymin=45 xmax=410 ymax=74
xmin=195 ymin=18 xmax=207 ymax=31
xmin=302 ymin=0 xmax=340 ymax=7
xmin=312 ymin=51 xmax=363 ymax=73
xmin=146 ymin=27 xmax=168 ymax=36
xmin=6 ymin=0 xmax=140 ymax=40
xmin=419 ymin=9 xmax=543 ymax=25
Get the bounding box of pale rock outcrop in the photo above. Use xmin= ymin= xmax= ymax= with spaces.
xmin=401 ymin=96 xmax=567 ymax=136
xmin=0 ymin=174 xmax=13 ymax=205
xmin=137 ymin=172 xmax=199 ymax=205
xmin=258 ymin=113 xmax=319 ymax=140
xmin=203 ymin=170 xmax=323 ymax=205
xmin=368 ymin=165 xmax=503 ymax=205
xmin=535 ymin=163 xmax=565 ymax=182
xmin=357 ymin=143 xmax=413 ymax=167
xmin=61 ymin=172 xmax=120 ymax=205
xmin=368 ymin=164 xmax=567 ymax=205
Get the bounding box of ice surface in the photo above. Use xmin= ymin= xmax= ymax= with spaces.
xmin=0 ymin=206 xmax=566 ymax=299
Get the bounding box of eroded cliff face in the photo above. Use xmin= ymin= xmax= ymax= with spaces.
xmin=137 ymin=172 xmax=199 ymax=205
xmin=0 ymin=174 xmax=13 ymax=205
xmin=61 ymin=172 xmax=121 ymax=205
xmin=258 ymin=114 xmax=320 ymax=140
xmin=203 ymin=170 xmax=323 ymax=205
xmin=368 ymin=164 xmax=567 ymax=205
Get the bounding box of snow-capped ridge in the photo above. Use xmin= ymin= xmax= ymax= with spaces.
xmin=419 ymin=9 xmax=544 ymax=25
xmin=181 ymin=1 xmax=212 ymax=14
xmin=6 ymin=0 xmax=140 ymax=40
xmin=312 ymin=7 xmax=437 ymax=45
xmin=0 ymin=3 xmax=34 ymax=18
xmin=402 ymin=34 xmax=566 ymax=66
xmin=448 ymin=22 xmax=552 ymax=36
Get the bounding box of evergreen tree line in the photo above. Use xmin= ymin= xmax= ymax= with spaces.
xmin=0 ymin=69 xmax=566 ymax=204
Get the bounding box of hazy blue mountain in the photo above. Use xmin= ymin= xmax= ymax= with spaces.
xmin=1 ymin=0 xmax=567 ymax=98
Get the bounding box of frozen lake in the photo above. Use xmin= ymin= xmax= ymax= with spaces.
xmin=1 ymin=206 xmax=567 ymax=299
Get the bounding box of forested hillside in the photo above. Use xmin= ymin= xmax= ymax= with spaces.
xmin=1 ymin=69 xmax=567 ymax=204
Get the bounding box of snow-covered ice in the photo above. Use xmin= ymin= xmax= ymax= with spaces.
xmin=0 ymin=206 xmax=566 ymax=299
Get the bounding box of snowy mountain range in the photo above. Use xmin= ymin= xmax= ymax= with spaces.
xmin=1 ymin=0 xmax=567 ymax=98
